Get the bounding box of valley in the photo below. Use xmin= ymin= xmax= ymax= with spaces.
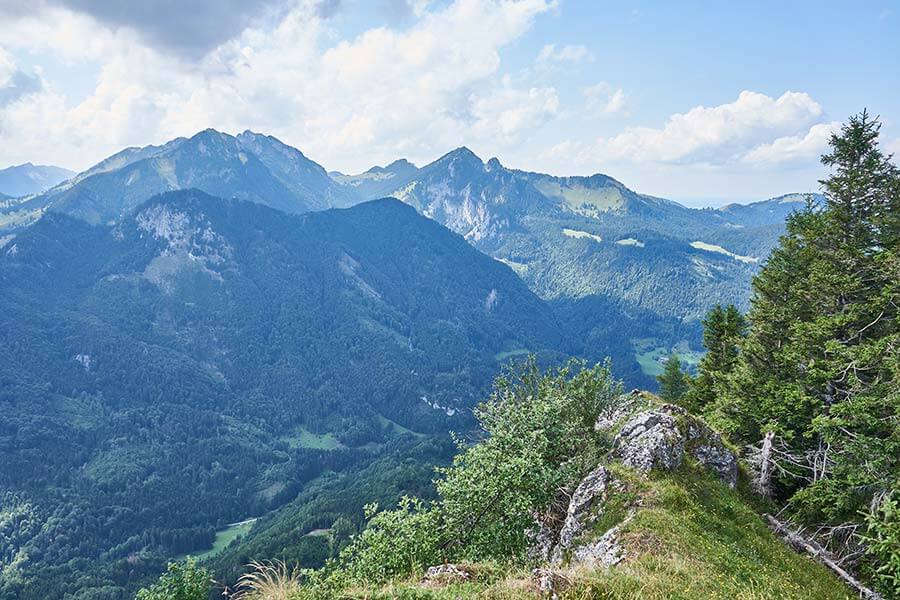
xmin=0 ymin=131 xmax=848 ymax=599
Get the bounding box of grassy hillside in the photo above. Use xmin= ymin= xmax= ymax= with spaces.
xmin=215 ymin=370 xmax=853 ymax=600
xmin=314 ymin=464 xmax=851 ymax=599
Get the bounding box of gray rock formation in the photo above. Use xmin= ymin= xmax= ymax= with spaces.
xmin=422 ymin=563 xmax=471 ymax=585
xmin=530 ymin=465 xmax=627 ymax=568
xmin=611 ymin=404 xmax=738 ymax=488
xmin=570 ymin=521 xmax=627 ymax=568
xmin=552 ymin=465 xmax=617 ymax=563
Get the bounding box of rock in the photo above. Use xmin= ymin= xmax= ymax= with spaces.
xmin=527 ymin=518 xmax=559 ymax=564
xmin=570 ymin=522 xmax=626 ymax=568
xmin=551 ymin=465 xmax=617 ymax=563
xmin=531 ymin=568 xmax=568 ymax=599
xmin=693 ymin=437 xmax=739 ymax=488
xmin=613 ymin=409 xmax=685 ymax=473
xmin=422 ymin=563 xmax=471 ymax=585
xmin=612 ymin=404 xmax=738 ymax=488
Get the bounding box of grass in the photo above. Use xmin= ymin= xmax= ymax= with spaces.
xmin=633 ymin=338 xmax=703 ymax=377
xmin=192 ymin=519 xmax=258 ymax=561
xmin=494 ymin=348 xmax=530 ymax=362
xmin=292 ymin=462 xmax=853 ymax=600
xmin=281 ymin=427 xmax=342 ymax=450
xmin=375 ymin=414 xmax=429 ymax=439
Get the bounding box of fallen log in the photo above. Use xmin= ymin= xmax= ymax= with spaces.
xmin=764 ymin=514 xmax=882 ymax=600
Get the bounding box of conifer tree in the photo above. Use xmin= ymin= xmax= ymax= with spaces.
xmin=705 ymin=112 xmax=899 ymax=590
xmin=687 ymin=304 xmax=746 ymax=412
xmin=657 ymin=353 xmax=689 ymax=403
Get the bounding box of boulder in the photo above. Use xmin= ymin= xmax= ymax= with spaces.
xmin=422 ymin=563 xmax=471 ymax=585
xmin=611 ymin=404 xmax=738 ymax=488
xmin=552 ymin=465 xmax=617 ymax=563
xmin=570 ymin=522 xmax=626 ymax=568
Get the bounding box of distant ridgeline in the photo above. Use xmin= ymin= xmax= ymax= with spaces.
xmin=0 ymin=130 xmax=814 ymax=598
xmin=1 ymin=129 xmax=817 ymax=386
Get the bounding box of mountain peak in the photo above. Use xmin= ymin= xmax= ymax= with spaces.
xmin=448 ymin=146 xmax=480 ymax=160
xmin=431 ymin=146 xmax=484 ymax=173
xmin=387 ymin=158 xmax=416 ymax=169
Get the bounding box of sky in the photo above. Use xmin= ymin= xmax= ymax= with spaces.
xmin=0 ymin=0 xmax=897 ymax=206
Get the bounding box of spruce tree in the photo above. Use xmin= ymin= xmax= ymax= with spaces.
xmin=706 ymin=112 xmax=899 ymax=589
xmin=687 ymin=304 xmax=746 ymax=412
xmin=657 ymin=353 xmax=689 ymax=403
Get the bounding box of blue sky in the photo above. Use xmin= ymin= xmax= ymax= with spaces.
xmin=0 ymin=0 xmax=897 ymax=205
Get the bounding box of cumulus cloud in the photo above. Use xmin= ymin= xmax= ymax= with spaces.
xmin=598 ymin=90 xmax=826 ymax=165
xmin=470 ymin=83 xmax=559 ymax=140
xmin=0 ymin=0 xmax=558 ymax=170
xmin=0 ymin=0 xmax=294 ymax=58
xmin=583 ymin=82 xmax=626 ymax=115
xmin=536 ymin=43 xmax=592 ymax=67
xmin=741 ymin=121 xmax=840 ymax=166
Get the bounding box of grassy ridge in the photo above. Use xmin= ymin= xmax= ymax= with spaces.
xmin=312 ymin=463 xmax=852 ymax=599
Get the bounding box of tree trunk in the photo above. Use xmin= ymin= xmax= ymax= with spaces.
xmin=754 ymin=431 xmax=775 ymax=499
xmin=764 ymin=514 xmax=882 ymax=600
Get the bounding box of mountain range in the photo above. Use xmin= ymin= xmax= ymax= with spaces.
xmin=0 ymin=162 xmax=74 ymax=198
xmin=0 ymin=129 xmax=819 ymax=384
xmin=0 ymin=130 xmax=821 ymax=597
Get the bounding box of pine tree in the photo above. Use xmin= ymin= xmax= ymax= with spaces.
xmin=687 ymin=304 xmax=746 ymax=412
xmin=706 ymin=112 xmax=899 ymax=590
xmin=657 ymin=353 xmax=689 ymax=403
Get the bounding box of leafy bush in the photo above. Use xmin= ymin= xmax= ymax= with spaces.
xmin=135 ymin=559 xmax=211 ymax=600
xmin=329 ymin=358 xmax=623 ymax=585
xmin=339 ymin=498 xmax=443 ymax=583
xmin=437 ymin=358 xmax=621 ymax=560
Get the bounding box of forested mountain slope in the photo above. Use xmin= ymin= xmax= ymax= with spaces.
xmin=341 ymin=148 xmax=816 ymax=322
xmin=0 ymin=191 xmax=567 ymax=599
xmin=1 ymin=131 xmax=815 ymax=384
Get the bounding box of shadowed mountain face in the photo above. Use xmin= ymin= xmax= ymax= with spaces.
xmin=0 ymin=162 xmax=75 ymax=197
xmin=0 ymin=190 xmax=569 ymax=598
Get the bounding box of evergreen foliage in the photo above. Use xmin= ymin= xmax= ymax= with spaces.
xmin=657 ymin=353 xmax=690 ymax=402
xmin=687 ymin=304 xmax=746 ymax=412
xmin=694 ymin=111 xmax=900 ymax=594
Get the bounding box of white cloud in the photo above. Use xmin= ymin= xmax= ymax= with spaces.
xmin=536 ymin=43 xmax=592 ymax=66
xmin=584 ymin=82 xmax=626 ymax=115
xmin=0 ymin=0 xmax=558 ymax=171
xmin=597 ymin=90 xmax=825 ymax=165
xmin=470 ymin=84 xmax=559 ymax=140
xmin=741 ymin=121 xmax=839 ymax=166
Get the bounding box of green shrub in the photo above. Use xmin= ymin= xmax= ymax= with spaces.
xmin=339 ymin=497 xmax=443 ymax=583
xmin=330 ymin=358 xmax=622 ymax=582
xmin=135 ymin=558 xmax=212 ymax=600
